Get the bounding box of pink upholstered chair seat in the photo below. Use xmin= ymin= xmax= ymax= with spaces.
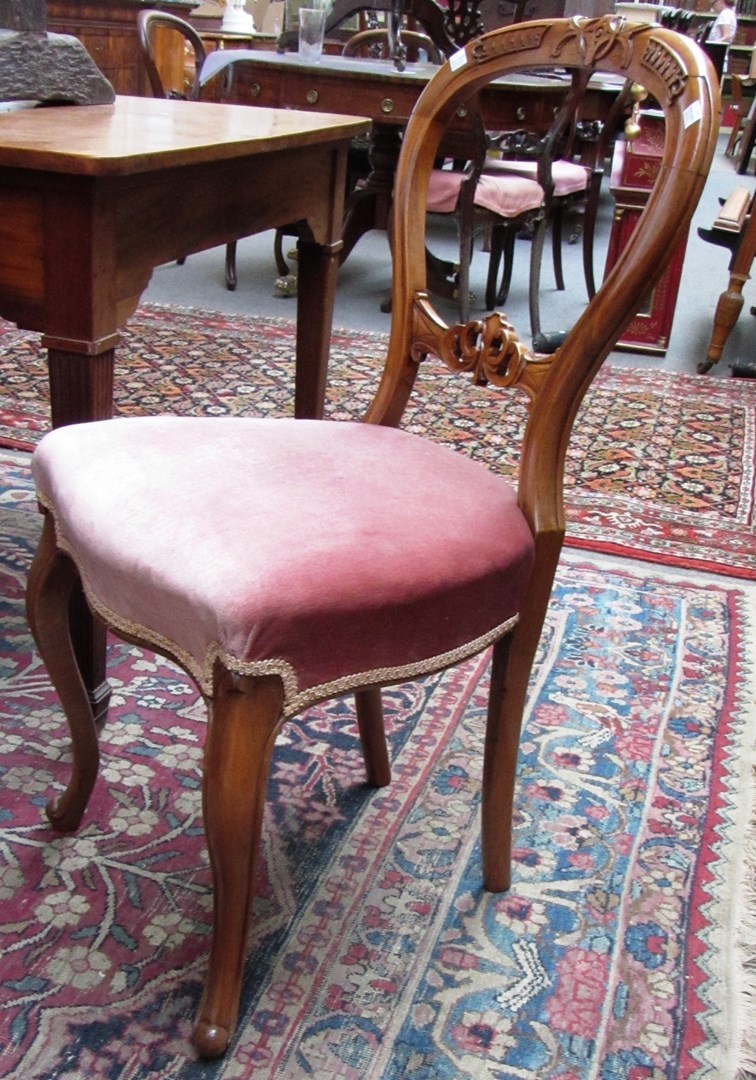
xmin=484 ymin=157 xmax=589 ymax=197
xmin=427 ymin=167 xmax=544 ymax=216
xmin=32 ymin=416 xmax=535 ymax=713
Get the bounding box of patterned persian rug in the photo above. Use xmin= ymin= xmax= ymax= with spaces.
xmin=0 ymin=448 xmax=754 ymax=1080
xmin=0 ymin=304 xmax=754 ymax=579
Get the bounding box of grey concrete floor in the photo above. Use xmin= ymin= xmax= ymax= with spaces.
xmin=144 ymin=135 xmax=754 ymax=378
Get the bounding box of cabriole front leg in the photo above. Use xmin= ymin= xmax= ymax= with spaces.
xmin=25 ymin=513 xmax=101 ymax=833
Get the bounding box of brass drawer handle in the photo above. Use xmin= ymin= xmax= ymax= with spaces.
xmin=306 ymin=89 xmax=319 ymax=105
xmin=249 ymin=82 xmax=261 ymax=98
xmin=456 ymin=105 xmax=468 ymax=118
xmin=516 ymin=106 xmax=526 ymax=122
xmin=381 ymin=98 xmax=394 ymax=114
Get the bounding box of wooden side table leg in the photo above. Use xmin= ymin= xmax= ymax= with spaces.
xmin=292 ymin=238 xmax=342 ymax=420
xmin=45 ymin=345 xmax=116 ymax=727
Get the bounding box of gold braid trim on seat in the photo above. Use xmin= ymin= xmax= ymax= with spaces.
xmin=410 ymin=293 xmax=557 ymax=401
xmin=42 ymin=501 xmax=519 ymax=716
xmin=253 ymin=614 xmax=520 ymax=717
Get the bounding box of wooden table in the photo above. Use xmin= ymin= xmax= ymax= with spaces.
xmin=202 ymin=49 xmax=623 ymax=266
xmin=0 ymin=94 xmax=368 ymax=718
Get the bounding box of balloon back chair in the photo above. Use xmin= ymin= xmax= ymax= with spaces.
xmin=26 ymin=17 xmax=718 ymax=1061
xmin=136 ymin=10 xmax=240 ymax=292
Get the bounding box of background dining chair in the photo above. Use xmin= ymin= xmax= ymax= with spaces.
xmin=338 ymin=25 xmax=544 ymax=321
xmin=137 ymin=10 xmax=240 ymax=292
xmin=26 ymin=16 xmax=718 ymax=1061
xmin=425 ymin=119 xmax=545 ymax=321
xmin=483 ymin=72 xmax=594 ymax=338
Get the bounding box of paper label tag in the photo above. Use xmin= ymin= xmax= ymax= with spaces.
xmin=683 ymin=100 xmax=702 ymax=128
xmin=449 ymin=47 xmax=468 ymax=71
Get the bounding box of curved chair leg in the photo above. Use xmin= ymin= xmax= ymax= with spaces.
xmin=480 ymin=634 xmax=522 ymax=893
xmin=480 ymin=630 xmax=538 ymax=894
xmin=355 ymin=687 xmax=391 ymax=787
xmin=552 ymin=204 xmax=565 ymax=291
xmin=485 ymin=223 xmax=505 ymax=310
xmin=273 ymin=228 xmax=290 ymax=276
xmin=225 ymin=242 xmax=237 ymax=292
xmin=496 ymin=226 xmax=517 ymax=307
xmin=25 ymin=514 xmax=100 ymax=833
xmin=193 ymin=669 xmax=285 ymax=1060
xmin=582 ymin=174 xmax=602 ymax=300
xmin=481 ymin=535 xmax=563 ymax=892
xmin=486 ymin=222 xmax=518 ymax=309
xmin=528 ymin=212 xmax=547 ymax=340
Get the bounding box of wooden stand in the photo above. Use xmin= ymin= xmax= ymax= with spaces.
xmin=603 ymin=112 xmax=690 ymax=355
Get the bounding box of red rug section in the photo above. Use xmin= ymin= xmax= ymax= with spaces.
xmin=1 ymin=304 xmax=754 ymax=578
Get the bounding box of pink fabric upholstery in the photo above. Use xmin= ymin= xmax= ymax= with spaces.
xmin=427 ymin=168 xmax=544 ymax=217
xmin=32 ymin=416 xmax=535 ymax=710
xmin=484 ymin=157 xmax=589 ymax=197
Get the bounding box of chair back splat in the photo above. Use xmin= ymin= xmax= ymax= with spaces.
xmin=25 ymin=16 xmax=718 ymax=1062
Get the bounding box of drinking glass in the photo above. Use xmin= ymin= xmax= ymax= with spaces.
xmin=298 ymin=6 xmax=327 ymax=62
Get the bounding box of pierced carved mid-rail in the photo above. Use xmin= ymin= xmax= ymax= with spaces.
xmin=409 ymin=295 xmax=555 ymax=401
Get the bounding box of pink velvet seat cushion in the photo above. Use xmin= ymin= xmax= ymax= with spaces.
xmin=427 ymin=168 xmax=544 ymax=216
xmin=484 ymin=157 xmax=589 ymax=197
xmin=32 ymin=417 xmax=535 ymax=713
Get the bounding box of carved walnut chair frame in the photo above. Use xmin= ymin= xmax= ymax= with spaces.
xmin=26 ymin=16 xmax=718 ymax=1060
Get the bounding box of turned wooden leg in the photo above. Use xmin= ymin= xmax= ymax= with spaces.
xmin=193 ymin=669 xmax=285 ymax=1060
xmin=25 ymin=514 xmax=100 ymax=833
xmin=700 ymin=270 xmax=749 ymax=372
xmin=355 ymin=687 xmax=391 ymax=788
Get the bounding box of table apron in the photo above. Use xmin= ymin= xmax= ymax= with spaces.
xmin=0 ymin=141 xmax=349 ymax=345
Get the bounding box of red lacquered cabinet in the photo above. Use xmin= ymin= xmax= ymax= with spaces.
xmin=604 ymin=111 xmax=690 ymax=355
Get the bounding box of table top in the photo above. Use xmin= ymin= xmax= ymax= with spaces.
xmin=200 ymin=47 xmax=627 ymax=94
xmin=0 ymin=95 xmax=370 ymax=177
